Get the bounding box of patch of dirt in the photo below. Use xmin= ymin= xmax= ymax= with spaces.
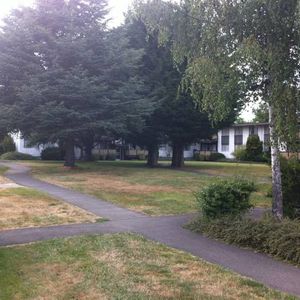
xmin=0 ymin=191 xmax=98 ymax=230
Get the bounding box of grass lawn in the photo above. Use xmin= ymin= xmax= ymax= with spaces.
xmin=0 ymin=166 xmax=10 ymax=184
xmin=26 ymin=160 xmax=272 ymax=216
xmin=0 ymin=164 xmax=100 ymax=230
xmin=0 ymin=187 xmax=101 ymax=231
xmin=0 ymin=233 xmax=296 ymax=300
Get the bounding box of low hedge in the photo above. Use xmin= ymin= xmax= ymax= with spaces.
xmin=187 ymin=216 xmax=300 ymax=265
xmin=194 ymin=152 xmax=226 ymax=161
xmin=0 ymin=151 xmax=37 ymax=160
xmin=41 ymin=147 xmax=65 ymax=161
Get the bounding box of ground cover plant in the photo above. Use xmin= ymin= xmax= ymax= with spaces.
xmin=188 ymin=216 xmax=300 ymax=266
xmin=0 ymin=233 xmax=297 ymax=300
xmin=26 ymin=160 xmax=272 ymax=215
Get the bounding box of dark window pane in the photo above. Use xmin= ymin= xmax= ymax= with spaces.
xmin=222 ymin=136 xmax=229 ymax=145
xmin=234 ymin=135 xmax=243 ymax=145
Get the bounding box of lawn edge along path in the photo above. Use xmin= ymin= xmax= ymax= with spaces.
xmin=0 ymin=161 xmax=300 ymax=298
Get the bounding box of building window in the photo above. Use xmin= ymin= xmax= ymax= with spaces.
xmin=221 ymin=129 xmax=230 ymax=152
xmin=249 ymin=126 xmax=258 ymax=136
xmin=234 ymin=127 xmax=243 ymax=148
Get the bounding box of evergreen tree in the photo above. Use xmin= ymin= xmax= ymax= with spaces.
xmin=0 ymin=0 xmax=146 ymax=167
xmin=124 ymin=17 xmax=221 ymax=168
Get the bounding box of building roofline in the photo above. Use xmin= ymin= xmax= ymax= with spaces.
xmin=232 ymin=122 xmax=269 ymax=127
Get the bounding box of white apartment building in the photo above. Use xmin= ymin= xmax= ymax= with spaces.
xmin=11 ymin=123 xmax=271 ymax=160
xmin=218 ymin=122 xmax=270 ymax=159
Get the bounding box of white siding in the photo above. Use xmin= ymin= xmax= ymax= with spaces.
xmin=218 ymin=124 xmax=268 ymax=159
xmin=11 ymin=133 xmax=42 ymax=157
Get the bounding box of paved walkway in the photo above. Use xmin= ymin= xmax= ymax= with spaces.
xmin=0 ymin=162 xmax=300 ymax=298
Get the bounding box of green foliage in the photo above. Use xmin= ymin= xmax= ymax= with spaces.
xmin=188 ymin=215 xmax=300 ymax=266
xmin=233 ymin=137 xmax=266 ymax=162
xmin=281 ymin=158 xmax=300 ymax=219
xmin=246 ymin=135 xmax=263 ymax=161
xmin=0 ymin=152 xmax=36 ymax=160
xmin=0 ymin=136 xmax=16 ymax=155
xmin=253 ymin=103 xmax=269 ymax=123
xmin=196 ymin=178 xmax=255 ymax=220
xmin=124 ymin=17 xmax=219 ymax=168
xmin=41 ymin=147 xmax=64 ymax=161
xmin=0 ymin=0 xmax=148 ymax=167
xmin=233 ymin=146 xmax=248 ymax=161
xmin=209 ymin=153 xmax=226 ymax=161
xmin=194 ymin=152 xmax=225 ymax=162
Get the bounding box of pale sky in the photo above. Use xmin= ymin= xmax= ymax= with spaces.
xmin=0 ymin=0 xmax=133 ymax=26
xmin=0 ymin=0 xmax=254 ymax=121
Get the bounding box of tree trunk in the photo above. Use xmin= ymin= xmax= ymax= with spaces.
xmin=83 ymin=144 xmax=94 ymax=161
xmin=147 ymin=145 xmax=159 ymax=167
xmin=171 ymin=143 xmax=184 ymax=168
xmin=64 ymin=139 xmax=76 ymax=168
xmin=269 ymin=104 xmax=283 ymax=220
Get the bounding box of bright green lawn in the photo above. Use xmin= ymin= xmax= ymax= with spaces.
xmin=26 ymin=160 xmax=272 ymax=215
xmin=0 ymin=233 xmax=296 ymax=300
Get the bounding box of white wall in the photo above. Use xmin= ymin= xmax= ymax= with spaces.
xmin=12 ymin=133 xmax=42 ymax=157
xmin=218 ymin=125 xmax=268 ymax=159
xmin=159 ymin=144 xmax=200 ymax=159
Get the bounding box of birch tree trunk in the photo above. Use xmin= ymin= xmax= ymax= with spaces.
xmin=269 ymin=104 xmax=283 ymax=220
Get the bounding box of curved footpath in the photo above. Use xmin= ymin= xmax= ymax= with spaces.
xmin=0 ymin=162 xmax=300 ymax=298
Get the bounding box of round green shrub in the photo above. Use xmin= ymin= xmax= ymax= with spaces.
xmin=196 ymin=177 xmax=255 ymax=219
xmin=0 ymin=135 xmax=16 ymax=155
xmin=0 ymin=151 xmax=37 ymax=160
xmin=41 ymin=147 xmax=65 ymax=161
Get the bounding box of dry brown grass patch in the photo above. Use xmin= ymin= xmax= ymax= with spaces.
xmin=134 ymin=273 xmax=179 ymax=298
xmin=171 ymin=261 xmax=269 ymax=299
xmin=0 ymin=175 xmax=11 ymax=184
xmin=41 ymin=173 xmax=180 ymax=195
xmin=0 ymin=188 xmax=99 ymax=230
xmin=27 ymin=263 xmax=84 ymax=300
xmin=90 ymin=250 xmax=126 ymax=273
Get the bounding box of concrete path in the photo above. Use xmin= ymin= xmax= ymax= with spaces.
xmin=0 ymin=162 xmax=300 ymax=298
